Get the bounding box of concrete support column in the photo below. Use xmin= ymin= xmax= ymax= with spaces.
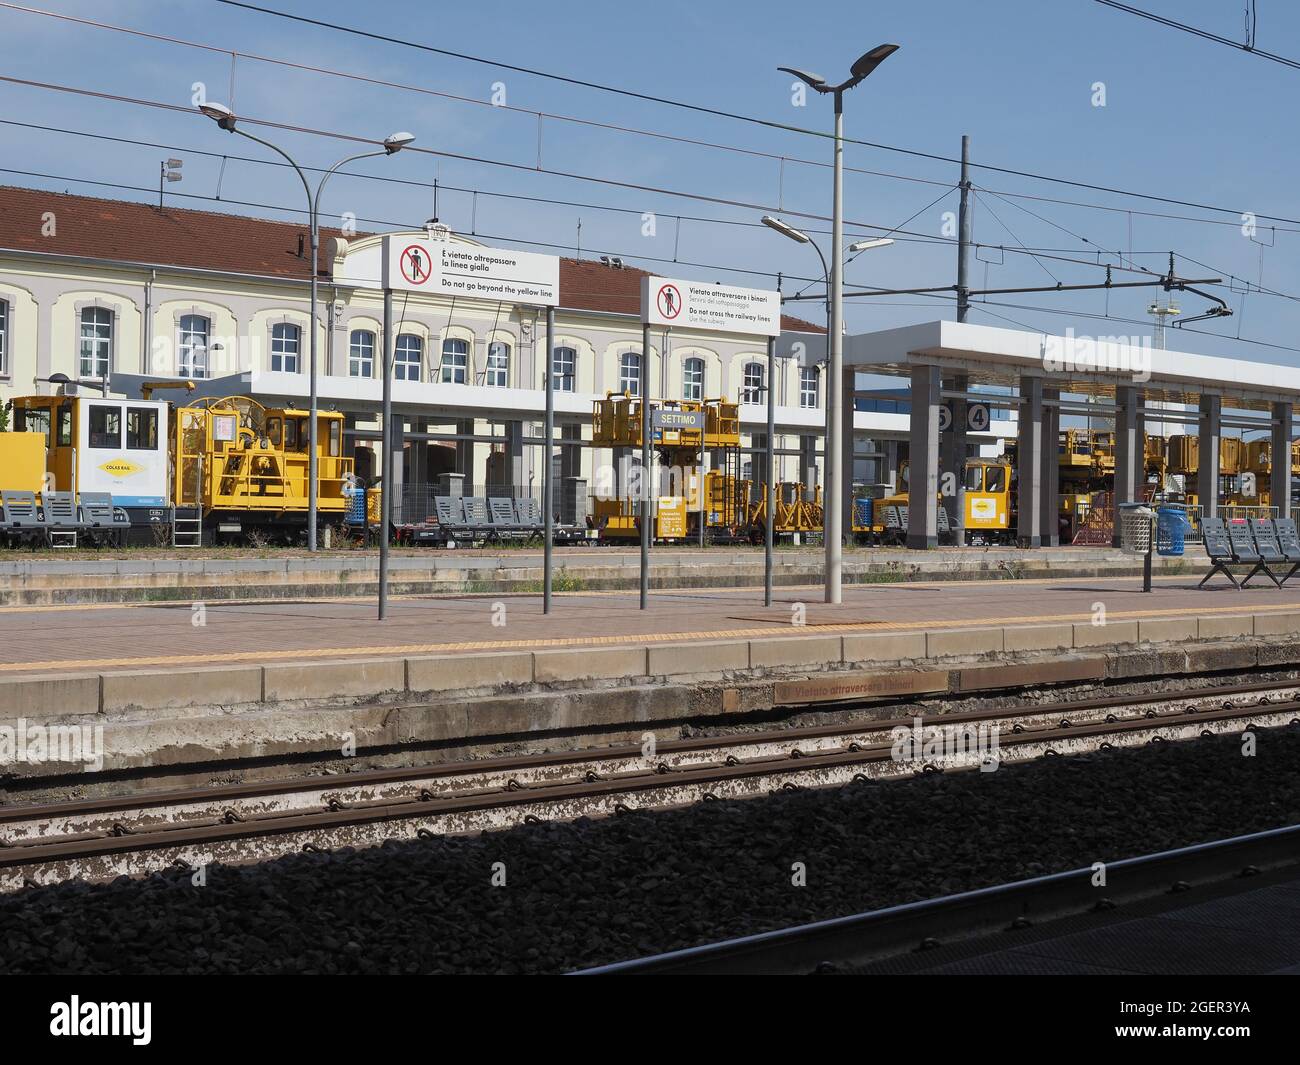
xmin=504 ymin=420 xmax=525 ymax=495
xmin=561 ymin=424 xmax=582 ymax=480
xmin=1199 ymin=394 xmax=1222 ymax=519
xmin=1040 ymin=389 xmax=1060 ymax=547
xmin=907 ymin=364 xmax=941 ymax=549
xmin=1112 ymin=385 xmax=1139 ymax=546
xmin=1272 ymin=400 xmax=1292 ymax=520
xmin=884 ymin=439 xmax=900 ymax=490
xmin=389 ymin=417 xmax=405 ymax=525
xmin=455 ymin=418 xmax=475 ymax=487
xmin=1017 ymin=375 xmax=1044 ymax=547
xmin=940 ymin=373 xmax=968 ymax=539
xmin=799 ymin=434 xmax=817 ymax=496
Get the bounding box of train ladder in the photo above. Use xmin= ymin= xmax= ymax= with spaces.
xmin=172 ymin=505 xmax=203 ymax=548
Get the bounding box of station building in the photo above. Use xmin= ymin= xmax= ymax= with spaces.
xmin=0 ymin=185 xmax=1023 ymax=518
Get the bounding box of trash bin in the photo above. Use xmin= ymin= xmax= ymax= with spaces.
xmin=1155 ymin=505 xmax=1190 ymax=556
xmin=1117 ymin=503 xmax=1155 ymax=555
xmin=853 ymin=497 xmax=873 ymax=530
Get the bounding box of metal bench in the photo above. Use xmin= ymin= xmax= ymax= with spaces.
xmin=433 ymin=496 xmax=465 ymax=528
xmin=514 ymin=498 xmax=543 ymax=530
xmin=937 ymin=503 xmax=952 ymax=544
xmin=461 ymin=496 xmax=492 ymax=531
xmin=1 ymin=490 xmax=48 ymax=548
xmin=488 ymin=497 xmax=523 ymax=538
xmin=42 ymin=491 xmax=86 ymax=548
xmin=1198 ymin=517 xmax=1239 ymax=589
xmin=1247 ymin=518 xmax=1286 ymax=588
xmin=1274 ymin=517 xmax=1300 ymax=585
xmin=79 ymin=491 xmax=132 ymax=547
xmin=1225 ymin=517 xmax=1270 ymax=588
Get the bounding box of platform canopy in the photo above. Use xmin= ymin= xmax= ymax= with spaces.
xmin=844 ymin=320 xmax=1300 ymax=412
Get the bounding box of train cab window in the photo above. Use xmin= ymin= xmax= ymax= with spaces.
xmin=126 ymin=407 xmax=159 ymax=450
xmin=16 ymin=406 xmax=51 ymax=446
xmin=56 ymin=404 xmax=73 ymax=447
xmin=283 ymin=418 xmax=299 ymax=450
xmin=329 ymin=420 xmax=341 ymax=457
xmin=964 ymin=465 xmax=985 ymax=492
xmin=88 ymin=405 xmax=121 ymax=449
xmin=985 ymin=466 xmax=1006 ymax=493
xmin=267 ymin=417 xmax=282 ymax=447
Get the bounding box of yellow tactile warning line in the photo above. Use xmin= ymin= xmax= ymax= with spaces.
xmin=0 ymin=598 xmax=1293 ymax=674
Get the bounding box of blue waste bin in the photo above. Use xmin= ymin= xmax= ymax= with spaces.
xmin=1155 ymin=505 xmax=1190 ymax=556
xmin=854 ymin=497 xmax=873 ymax=530
xmin=344 ymin=484 xmax=366 ymax=526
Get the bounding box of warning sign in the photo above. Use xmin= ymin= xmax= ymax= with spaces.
xmin=641 ymin=275 xmax=781 ymax=336
xmin=383 ymin=237 xmax=558 ymax=305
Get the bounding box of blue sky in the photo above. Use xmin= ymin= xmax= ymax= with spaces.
xmin=1 ymin=0 xmax=1298 ymax=364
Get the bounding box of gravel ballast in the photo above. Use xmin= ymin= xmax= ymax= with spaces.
xmin=2 ymin=726 xmax=1298 ymax=974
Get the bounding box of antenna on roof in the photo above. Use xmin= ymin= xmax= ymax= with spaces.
xmin=576 ymin=217 xmax=582 ymax=260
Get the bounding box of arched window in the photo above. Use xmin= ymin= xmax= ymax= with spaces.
xmin=178 ymin=314 xmax=210 ymax=379
xmin=349 ymin=330 xmax=375 ymax=378
xmin=486 ymin=341 xmax=509 ymax=387
xmin=800 ymin=366 xmax=819 ymax=408
xmin=440 ymin=337 xmax=469 ymax=384
xmin=682 ymin=357 xmax=704 ymax=401
xmin=619 ymin=351 xmax=641 ymax=396
xmin=270 ymin=322 xmax=301 ymax=373
xmin=79 ymin=306 xmax=113 ymax=380
xmin=552 ymin=346 xmax=576 ymax=392
xmin=394 ymin=334 xmax=422 ymax=381
xmin=741 ymin=362 xmax=764 ymax=403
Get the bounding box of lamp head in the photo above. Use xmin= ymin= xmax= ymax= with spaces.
xmin=198 ymin=101 xmax=237 ymax=131
xmin=777 ymin=66 xmax=828 ymax=92
xmin=383 ymin=131 xmax=415 ymax=154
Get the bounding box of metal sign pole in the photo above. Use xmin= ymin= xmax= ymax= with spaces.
xmin=543 ymin=305 xmax=555 ymax=613
xmin=378 ymin=286 xmax=393 ymax=621
xmin=765 ymin=335 xmax=776 ymax=606
xmin=640 ymin=320 xmax=651 ymax=610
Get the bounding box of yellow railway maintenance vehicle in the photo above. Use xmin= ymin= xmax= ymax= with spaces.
xmin=853 ymin=457 xmax=1013 ymax=545
xmin=590 ymin=392 xmax=743 ymax=543
xmin=172 ymin=396 xmax=352 ymax=543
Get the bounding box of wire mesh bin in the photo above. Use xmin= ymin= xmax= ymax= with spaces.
xmin=1117 ymin=503 xmax=1155 ymax=555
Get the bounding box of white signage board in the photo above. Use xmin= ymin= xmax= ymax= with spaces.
xmin=641 ymin=275 xmax=781 ymax=336
xmin=382 ymin=237 xmax=559 ymax=306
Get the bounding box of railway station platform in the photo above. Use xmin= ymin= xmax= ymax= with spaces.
xmin=5 ymin=570 xmax=1300 ymax=778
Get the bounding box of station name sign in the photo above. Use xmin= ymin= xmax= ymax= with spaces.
xmin=383 ymin=237 xmax=559 ymax=307
xmin=651 ymin=409 xmax=705 ymax=430
xmin=641 ymin=275 xmax=781 ymax=337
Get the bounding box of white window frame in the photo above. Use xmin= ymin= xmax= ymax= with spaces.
xmin=394 ymin=334 xmax=422 ymax=382
xmin=78 ymin=306 xmax=113 ymax=381
xmin=552 ymin=346 xmax=576 ymax=393
xmin=178 ymin=314 xmax=210 ymax=379
xmin=618 ymin=351 xmax=641 ymax=397
xmin=800 ymin=366 xmax=819 ymax=409
xmin=682 ymin=357 xmax=704 ymax=401
xmin=742 ymin=362 xmax=764 ymax=404
xmin=270 ymin=322 xmax=301 ymax=374
xmin=440 ymin=337 xmax=469 ymax=384
xmin=0 ymin=298 xmax=10 ymax=377
xmin=485 ymin=341 xmax=509 ymax=387
xmin=349 ymin=329 xmax=375 ymax=378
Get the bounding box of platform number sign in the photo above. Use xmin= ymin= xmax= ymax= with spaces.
xmin=967 ymin=403 xmax=991 ymax=433
xmin=938 ymin=403 xmax=953 ymax=432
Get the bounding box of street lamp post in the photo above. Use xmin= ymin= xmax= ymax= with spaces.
xmin=197 ymin=102 xmax=413 ymax=550
xmin=761 ymin=214 xmax=893 ymax=603
xmin=777 ymin=44 xmax=898 ymax=603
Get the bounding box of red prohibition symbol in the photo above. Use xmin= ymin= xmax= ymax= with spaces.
xmin=656 ymin=283 xmax=682 ymax=319
xmin=400 ymin=244 xmax=432 ymax=285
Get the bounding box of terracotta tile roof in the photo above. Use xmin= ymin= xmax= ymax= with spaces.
xmin=0 ymin=184 xmax=824 ymax=332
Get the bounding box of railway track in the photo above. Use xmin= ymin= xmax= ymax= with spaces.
xmin=576 ymin=823 xmax=1300 ymax=975
xmin=2 ymin=679 xmax=1298 ymax=891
